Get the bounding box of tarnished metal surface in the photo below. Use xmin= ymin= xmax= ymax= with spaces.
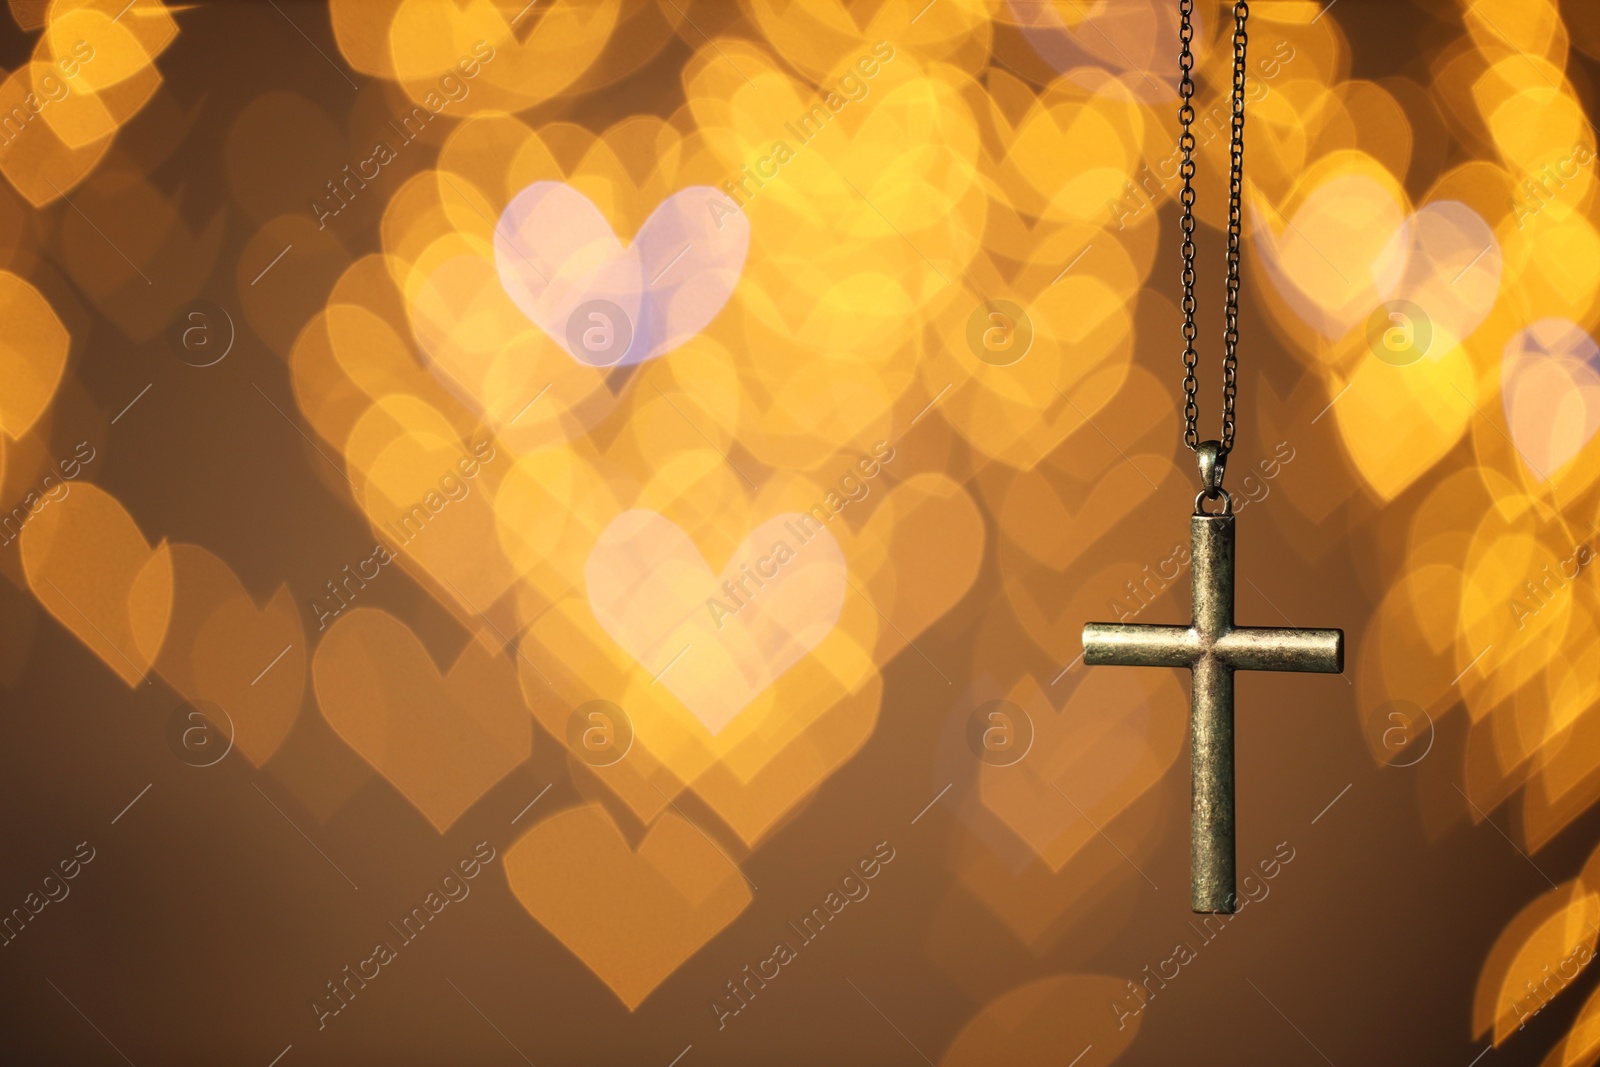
xmin=1081 ymin=625 xmax=1194 ymax=667
xmin=1191 ymin=647 xmax=1234 ymax=914
xmin=1081 ymin=514 xmax=1345 ymax=913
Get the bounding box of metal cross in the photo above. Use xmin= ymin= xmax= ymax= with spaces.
xmin=1082 ymin=510 xmax=1342 ymax=913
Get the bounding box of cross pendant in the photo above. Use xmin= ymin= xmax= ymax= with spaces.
xmin=1081 ymin=511 xmax=1343 ymax=913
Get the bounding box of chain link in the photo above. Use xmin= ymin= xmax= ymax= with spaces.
xmin=1178 ymin=0 xmax=1249 ymax=457
xmin=1177 ymin=0 xmax=1199 ymax=451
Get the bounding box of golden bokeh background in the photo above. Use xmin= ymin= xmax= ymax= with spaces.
xmin=3 ymin=0 xmax=1600 ymax=1063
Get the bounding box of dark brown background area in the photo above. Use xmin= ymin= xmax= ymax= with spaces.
xmin=2 ymin=2 xmax=1599 ymax=1064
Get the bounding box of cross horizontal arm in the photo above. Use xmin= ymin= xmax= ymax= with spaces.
xmin=1214 ymin=627 xmax=1343 ymax=673
xmin=1082 ymin=624 xmax=1197 ymax=668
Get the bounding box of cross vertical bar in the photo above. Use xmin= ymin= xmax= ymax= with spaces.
xmin=1191 ymin=654 xmax=1235 ymax=912
xmin=1191 ymin=513 xmax=1233 ymax=636
xmin=1192 ymin=513 xmax=1236 ymax=912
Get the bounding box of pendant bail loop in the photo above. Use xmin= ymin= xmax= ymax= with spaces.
xmin=1196 ymin=439 xmax=1227 ymax=494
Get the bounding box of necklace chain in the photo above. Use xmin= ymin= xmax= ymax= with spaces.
xmin=1177 ymin=0 xmax=1250 ymax=457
